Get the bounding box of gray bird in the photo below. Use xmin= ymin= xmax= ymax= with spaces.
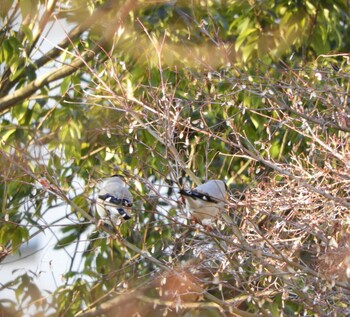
xmin=179 ymin=180 xmax=227 ymax=225
xmin=96 ymin=175 xmax=133 ymax=226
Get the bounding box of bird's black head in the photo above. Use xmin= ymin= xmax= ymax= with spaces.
xmin=111 ymin=173 xmax=124 ymax=178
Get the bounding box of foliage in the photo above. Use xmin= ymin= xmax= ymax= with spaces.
xmin=1 ymin=0 xmax=350 ymax=316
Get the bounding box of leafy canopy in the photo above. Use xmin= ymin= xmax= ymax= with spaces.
xmin=1 ymin=1 xmax=350 ymax=316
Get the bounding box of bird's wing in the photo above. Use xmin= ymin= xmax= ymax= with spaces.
xmin=115 ymin=208 xmax=131 ymax=220
xmin=99 ymin=199 xmax=131 ymax=220
xmin=179 ymin=189 xmax=218 ymax=203
xmin=98 ymin=193 xmax=133 ymax=207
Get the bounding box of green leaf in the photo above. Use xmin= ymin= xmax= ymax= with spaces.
xmin=0 ymin=127 xmax=16 ymax=143
xmin=21 ymin=25 xmax=33 ymax=44
xmin=61 ymin=76 xmax=72 ymax=94
xmin=54 ymin=233 xmax=77 ymax=250
xmin=270 ymin=139 xmax=281 ymax=159
xmin=11 ymin=100 xmax=28 ymax=123
xmin=9 ymin=64 xmax=24 ymax=81
xmin=11 ymin=227 xmax=26 ymax=253
xmin=72 ymin=194 xmax=89 ymax=210
xmin=1 ymin=38 xmax=13 ymax=63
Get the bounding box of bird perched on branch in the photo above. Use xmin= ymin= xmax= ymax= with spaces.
xmin=95 ymin=175 xmax=133 ymax=227
xmin=179 ymin=180 xmax=227 ymax=226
